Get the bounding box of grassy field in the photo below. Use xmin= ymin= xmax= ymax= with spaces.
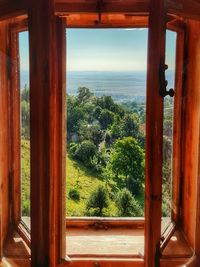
xmin=21 ymin=140 xmax=119 ymax=216
xmin=66 ymin=156 xmax=118 ymax=216
xmin=21 ymin=140 xmax=145 ymax=217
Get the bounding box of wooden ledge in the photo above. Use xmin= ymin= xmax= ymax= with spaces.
xmin=66 ymin=217 xmax=145 ymax=229
xmin=162 ymin=230 xmax=193 ymax=259
xmin=3 ymin=231 xmax=30 ymax=259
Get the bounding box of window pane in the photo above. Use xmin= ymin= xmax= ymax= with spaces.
xmin=66 ymin=29 xmax=147 ymax=218
xmin=19 ymin=31 xmax=30 ymax=228
xmin=162 ymin=30 xmax=177 ymax=230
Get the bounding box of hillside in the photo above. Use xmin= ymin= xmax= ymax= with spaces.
xmin=21 ymin=140 xmax=119 ymax=217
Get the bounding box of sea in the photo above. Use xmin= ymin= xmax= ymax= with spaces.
xmin=20 ymin=70 xmax=174 ymax=103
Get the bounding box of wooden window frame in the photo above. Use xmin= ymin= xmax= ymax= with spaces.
xmin=3 ymin=1 xmax=199 ymax=266
xmin=8 ymin=17 xmax=31 ymax=246
xmin=7 ymin=9 xmax=186 ymax=267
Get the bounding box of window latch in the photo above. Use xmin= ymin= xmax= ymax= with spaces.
xmin=159 ymin=62 xmax=175 ymax=97
xmin=96 ymin=0 xmax=104 ymax=24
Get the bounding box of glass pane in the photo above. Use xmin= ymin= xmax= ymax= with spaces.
xmin=19 ymin=31 xmax=30 ymax=228
xmin=162 ymin=30 xmax=177 ymax=230
xmin=66 ymin=28 xmax=148 ymax=218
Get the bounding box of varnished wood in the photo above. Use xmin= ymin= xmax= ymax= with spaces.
xmin=56 ymin=17 xmax=66 ymax=261
xmin=195 ymin=19 xmax=200 ymax=265
xmin=1 ymin=0 xmax=200 ymax=23
xmin=0 ymin=1 xmax=26 ymax=21
xmin=65 ymin=14 xmax=148 ymax=28
xmin=9 ymin=27 xmax=21 ymax=227
xmin=171 ymin=28 xmax=185 ymax=223
xmin=3 ymin=231 xmax=30 ymax=259
xmin=181 ymin=19 xmax=200 ymax=249
xmin=166 ymin=0 xmax=200 ymax=21
xmin=0 ymin=21 xmax=10 ymax=260
xmin=55 ymin=0 xmax=200 ymax=21
xmin=66 ymin=217 xmax=144 ymax=229
xmin=145 ymin=0 xmax=166 ymax=266
xmin=1 ymin=258 xmax=30 ymax=267
xmin=59 ymin=259 xmax=144 ymax=267
xmin=162 ymin=230 xmax=193 ymax=258
xmin=56 ymin=0 xmax=150 ymax=15
xmin=9 ymin=18 xmax=28 ymax=33
xmin=66 ymin=228 xmax=144 ymax=257
xmin=29 ymin=0 xmax=65 ymax=266
xmin=29 ymin=0 xmax=58 ymax=266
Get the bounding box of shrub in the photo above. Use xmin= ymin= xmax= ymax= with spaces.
xmin=126 ymin=175 xmax=143 ymax=196
xmin=22 ymin=200 xmax=30 ymax=216
xmin=75 ymin=140 xmax=97 ymax=165
xmin=116 ymin=188 xmax=143 ymax=217
xmin=86 ymin=185 xmax=109 ymax=216
xmin=68 ymin=188 xmax=80 ymax=201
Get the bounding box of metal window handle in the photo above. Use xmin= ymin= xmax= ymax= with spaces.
xmin=159 ymin=63 xmax=175 ymax=97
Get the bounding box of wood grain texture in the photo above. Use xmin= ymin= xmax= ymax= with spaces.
xmin=9 ymin=28 xmax=21 ymax=227
xmin=55 ymin=0 xmax=150 ymax=15
xmin=65 ymin=14 xmax=148 ymax=28
xmin=29 ymin=1 xmax=65 ymax=266
xmin=56 ymin=17 xmax=66 ymax=261
xmin=55 ymin=0 xmax=200 ymax=21
xmin=166 ymin=0 xmax=200 ymax=21
xmin=0 ymin=1 xmax=26 ymax=21
xmin=59 ymin=259 xmax=144 ymax=267
xmin=171 ymin=28 xmax=185 ymax=223
xmin=181 ymin=19 xmax=200 ymax=250
xmin=0 ymin=21 xmax=9 ymax=260
xmin=1 ymin=0 xmax=200 ymax=22
xmin=145 ymin=0 xmax=165 ymax=266
xmin=195 ymin=21 xmax=200 ymax=265
xmin=29 ymin=0 xmax=65 ymax=267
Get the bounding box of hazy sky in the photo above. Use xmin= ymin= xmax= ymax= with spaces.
xmin=19 ymin=29 xmax=176 ymax=72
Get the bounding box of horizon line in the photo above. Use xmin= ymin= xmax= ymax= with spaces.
xmin=20 ymin=69 xmax=175 ymax=72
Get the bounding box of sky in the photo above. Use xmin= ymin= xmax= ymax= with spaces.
xmin=19 ymin=29 xmax=176 ymax=72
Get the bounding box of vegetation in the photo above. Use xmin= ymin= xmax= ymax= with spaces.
xmin=21 ymin=140 xmax=30 ymax=216
xmin=86 ymin=185 xmax=109 ymax=216
xmin=116 ymin=188 xmax=143 ymax=217
xmin=21 ymin=86 xmax=173 ymax=218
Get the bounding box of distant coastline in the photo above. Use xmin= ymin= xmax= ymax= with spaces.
xmin=20 ymin=70 xmax=174 ymax=103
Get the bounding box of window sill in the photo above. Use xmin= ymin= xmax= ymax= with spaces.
xmin=65 ymin=217 xmax=145 ymax=229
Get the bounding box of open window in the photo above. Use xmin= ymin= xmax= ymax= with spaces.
xmin=1 ymin=1 xmax=200 ymax=267
xmin=65 ymin=27 xmax=147 ymax=258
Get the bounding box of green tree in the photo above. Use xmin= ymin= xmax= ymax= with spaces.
xmin=110 ymin=115 xmax=123 ymax=139
xmin=96 ymin=95 xmax=124 ymax=116
xmin=122 ymin=113 xmax=140 ymax=138
xmin=77 ymin=87 xmax=93 ymax=104
xmin=21 ymin=100 xmax=30 ymax=139
xmin=99 ymin=109 xmax=114 ymax=129
xmin=116 ymin=188 xmax=143 ymax=216
xmin=109 ymin=137 xmax=144 ymax=196
xmin=21 ymin=84 xmax=29 ymax=102
xmin=75 ymin=140 xmax=97 ymax=165
xmin=67 ymin=95 xmax=86 ymax=135
xmin=86 ymin=185 xmax=109 ymax=216
xmin=78 ymin=123 xmax=103 ymax=146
